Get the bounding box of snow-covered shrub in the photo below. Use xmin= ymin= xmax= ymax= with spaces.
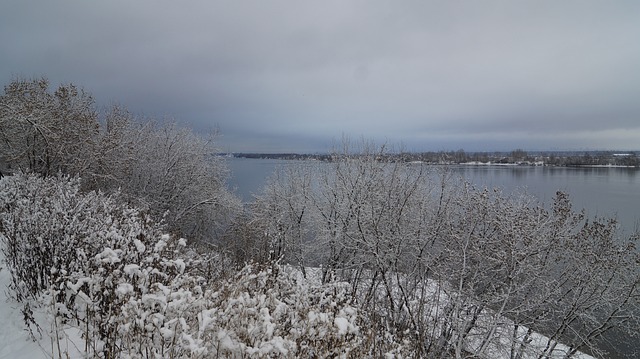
xmin=195 ymin=263 xmax=362 ymax=357
xmin=0 ymin=173 xmax=410 ymax=358
xmin=0 ymin=173 xmax=141 ymax=301
xmin=1 ymin=77 xmax=241 ymax=245
xmin=0 ymin=173 xmax=208 ymax=357
xmin=62 ymin=233 xmax=203 ymax=357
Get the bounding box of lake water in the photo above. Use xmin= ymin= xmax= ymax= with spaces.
xmin=227 ymin=158 xmax=640 ymax=235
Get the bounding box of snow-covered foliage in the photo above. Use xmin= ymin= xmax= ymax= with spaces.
xmin=0 ymin=173 xmax=198 ymax=356
xmin=0 ymin=173 xmax=411 ymax=358
xmin=0 ymin=78 xmax=241 ymax=244
xmin=0 ymin=78 xmax=98 ymax=177
xmin=194 ymin=263 xmax=368 ymax=358
xmin=95 ymin=114 xmax=242 ymax=242
xmin=246 ymin=142 xmax=640 ymax=358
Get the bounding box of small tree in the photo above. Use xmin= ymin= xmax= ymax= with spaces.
xmin=104 ymin=119 xmax=241 ymax=242
xmin=0 ymin=77 xmax=99 ymax=176
xmin=251 ymin=164 xmax=314 ymax=266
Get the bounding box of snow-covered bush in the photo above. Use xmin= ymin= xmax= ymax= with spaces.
xmin=249 ymin=142 xmax=640 ymax=358
xmin=0 ymin=174 xmax=205 ymax=357
xmin=195 ymin=263 xmax=359 ymax=357
xmin=0 ymin=173 xmax=145 ymax=302
xmin=0 ymin=174 xmax=170 ymax=352
xmin=0 ymin=173 xmax=410 ymax=358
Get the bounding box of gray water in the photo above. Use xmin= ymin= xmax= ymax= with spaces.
xmin=228 ymin=158 xmax=640 ymax=234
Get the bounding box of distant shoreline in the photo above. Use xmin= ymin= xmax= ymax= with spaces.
xmin=222 ymin=151 xmax=640 ymax=168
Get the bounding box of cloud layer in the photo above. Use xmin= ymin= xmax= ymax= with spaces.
xmin=2 ymin=0 xmax=639 ymax=152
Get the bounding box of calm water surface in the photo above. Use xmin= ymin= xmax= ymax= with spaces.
xmin=228 ymin=158 xmax=640 ymax=234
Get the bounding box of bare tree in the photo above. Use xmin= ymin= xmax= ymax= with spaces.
xmin=0 ymin=77 xmax=241 ymax=243
xmin=249 ymin=140 xmax=639 ymax=358
xmin=252 ymin=164 xmax=314 ymax=265
xmin=0 ymin=77 xmax=98 ymax=176
xmin=98 ymin=118 xmax=242 ymax=242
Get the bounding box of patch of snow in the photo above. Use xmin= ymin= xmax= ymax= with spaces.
xmin=1 ymin=253 xmax=84 ymax=359
xmin=133 ymin=238 xmax=146 ymax=253
xmin=154 ymin=239 xmax=167 ymax=253
xmin=334 ymin=317 xmax=350 ymax=335
xmin=0 ymin=264 xmax=47 ymax=358
xmin=116 ymin=282 xmax=134 ymax=296
xmin=95 ymin=247 xmax=120 ymax=264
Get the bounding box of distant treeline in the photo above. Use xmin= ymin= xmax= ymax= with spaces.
xmin=227 ymin=149 xmax=640 ymax=167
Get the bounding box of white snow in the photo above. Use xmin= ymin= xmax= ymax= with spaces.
xmin=1 ymin=252 xmax=86 ymax=359
xmin=333 ymin=317 xmax=350 ymax=335
xmin=95 ymin=247 xmax=121 ymax=264
xmin=116 ymin=282 xmax=134 ymax=296
xmin=154 ymin=238 xmax=167 ymax=252
xmin=133 ymin=238 xmax=146 ymax=253
xmin=0 ymin=262 xmax=49 ymax=358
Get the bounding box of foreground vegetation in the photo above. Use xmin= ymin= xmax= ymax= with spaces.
xmin=1 ymin=78 xmax=639 ymax=358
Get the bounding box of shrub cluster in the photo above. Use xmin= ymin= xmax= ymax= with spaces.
xmin=0 ymin=174 xmax=411 ymax=358
xmin=238 ymin=143 xmax=640 ymax=358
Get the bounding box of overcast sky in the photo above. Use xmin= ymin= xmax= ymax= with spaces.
xmin=2 ymin=1 xmax=639 ymax=152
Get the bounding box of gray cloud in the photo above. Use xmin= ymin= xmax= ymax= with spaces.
xmin=2 ymin=0 xmax=639 ymax=152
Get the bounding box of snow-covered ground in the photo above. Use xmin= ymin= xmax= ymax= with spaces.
xmin=2 ymin=253 xmax=87 ymax=359
xmin=0 ymin=256 xmax=50 ymax=359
